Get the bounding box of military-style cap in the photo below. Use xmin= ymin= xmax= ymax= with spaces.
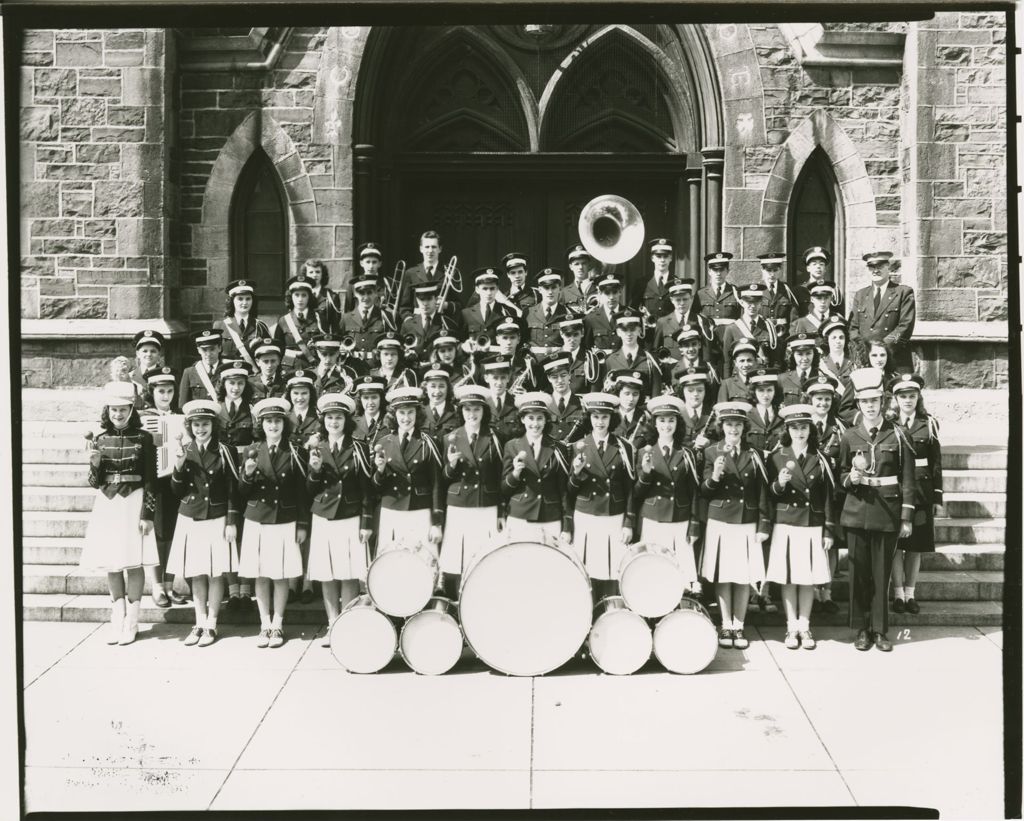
xmin=804 ymin=246 xmax=830 ymax=264
xmin=455 ymin=384 xmax=490 ymax=405
xmin=192 ymin=329 xmax=222 ymax=348
xmin=101 ymin=381 xmax=136 ymax=408
xmin=748 ymin=367 xmax=780 ymax=385
xmin=134 ymin=329 xmax=165 ymax=349
xmin=515 ymin=391 xmax=555 ymax=416
xmin=704 ymin=251 xmax=734 ymax=265
xmin=358 ymin=242 xmax=382 ymax=260
xmin=286 ymin=370 xmax=316 ymax=390
xmin=536 ymin=268 xmax=563 ymax=286
xmin=144 ymin=365 xmax=176 ymax=386
xmin=253 ymin=397 xmax=291 ymax=419
xmin=385 ymin=386 xmax=423 ymax=408
xmin=862 ymin=251 xmax=894 ymax=265
xmin=502 ymin=252 xmax=528 ymax=271
xmin=312 ymin=334 xmax=342 ymax=350
xmin=850 ymin=367 xmax=884 ymax=400
xmin=757 ymin=252 xmax=786 ymax=265
xmin=890 ymin=372 xmax=925 ymax=394
xmin=352 ymin=274 xmax=380 ymax=291
xmin=809 ymin=280 xmax=837 ymax=297
xmin=615 ymin=309 xmax=643 ymax=328
xmin=597 ymin=274 xmax=622 ymax=290
xmin=649 ymin=238 xmax=674 ymax=254
xmin=668 ymin=279 xmax=695 ymax=296
xmin=581 ymin=392 xmax=620 ymax=413
xmin=739 ymin=282 xmax=767 ymax=300
xmin=542 ymin=354 xmax=571 ymax=374
xmin=787 ymin=333 xmax=817 ymax=351
xmin=558 ymin=317 xmax=584 ymax=333
xmin=646 ymin=395 xmax=685 ymax=416
xmin=250 ymin=338 xmax=283 ymax=359
xmin=482 ymin=354 xmax=512 ymax=372
xmin=375 ymin=333 xmax=403 ymax=351
xmin=779 ymin=403 xmax=814 ymax=425
xmin=226 ymin=279 xmax=254 ymax=297
xmin=183 ymin=399 xmax=220 ymax=420
xmin=675 ymin=324 xmax=701 ymax=344
xmin=421 ymin=367 xmax=450 ymax=383
xmin=217 ymin=360 xmax=250 ymax=381
xmin=474 ymin=267 xmax=500 ymax=286
xmin=431 ymin=334 xmax=460 ymax=349
xmin=730 ymin=337 xmax=758 ymax=358
xmin=413 ymin=282 xmax=440 ymax=299
xmin=317 ymin=392 xmax=356 ymax=415
xmin=673 ymin=364 xmax=710 ymax=385
xmin=286 ymin=274 xmax=315 ymax=293
xmin=804 ymin=374 xmax=839 ymax=395
xmin=820 ymin=315 xmax=847 ymax=338
xmin=610 ymin=369 xmax=645 ymax=390
xmin=494 ymin=318 xmax=521 ymax=336
xmin=714 ymin=400 xmax=753 ymax=422
xmin=354 ymin=375 xmax=385 ymax=394
xmin=567 ymin=244 xmax=591 ymax=262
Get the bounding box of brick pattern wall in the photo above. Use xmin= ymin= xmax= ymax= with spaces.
xmin=20 ymin=29 xmax=170 ymax=323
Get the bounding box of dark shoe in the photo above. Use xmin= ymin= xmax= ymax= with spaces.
xmin=762 ymin=597 xmax=778 ymax=614
xmin=821 ymin=599 xmax=840 ymax=615
xmin=152 ymin=589 xmax=171 ymax=608
xmin=854 ymin=629 xmax=872 ymax=651
xmin=904 ymin=598 xmax=920 ymax=615
xmin=300 ymin=588 xmax=315 ymax=605
xmin=732 ymin=629 xmax=749 ymax=650
xmin=874 ymin=632 xmax=893 ymax=652
xmin=892 ymin=598 xmax=906 ymax=614
xmin=747 ymin=597 xmax=760 ymax=612
xmin=718 ymin=628 xmax=734 ymax=649
xmin=169 ymin=590 xmax=190 ymax=606
xmin=811 ymin=599 xmax=822 ymax=613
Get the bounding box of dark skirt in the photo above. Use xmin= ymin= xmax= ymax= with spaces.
xmin=900 ymin=506 xmax=935 ymax=553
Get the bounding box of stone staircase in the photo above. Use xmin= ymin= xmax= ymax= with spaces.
xmin=20 ymin=389 xmax=1007 ymax=627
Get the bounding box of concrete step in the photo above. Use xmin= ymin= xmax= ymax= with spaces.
xmin=941 ymin=445 xmax=1007 ymax=470
xmin=821 ymin=570 xmax=1002 ymax=603
xmin=22 ymin=388 xmax=106 ymax=422
xmin=747 ymin=600 xmax=1003 ymax=628
xmin=941 ymin=469 xmax=1007 ymax=494
xmin=24 ymin=438 xmax=94 ymax=465
xmin=921 ymin=544 xmax=1005 ymax=572
xmin=934 ymin=518 xmax=1006 ymax=544
xmin=942 ymin=493 xmax=1005 ymax=519
xmin=23 ymin=511 xmax=89 ymax=538
xmin=23 ymin=464 xmax=90 ymax=487
xmin=24 ymin=420 xmax=98 ymax=438
xmin=23 ymin=486 xmax=96 ymax=513
xmin=22 ymin=537 xmax=84 ymax=565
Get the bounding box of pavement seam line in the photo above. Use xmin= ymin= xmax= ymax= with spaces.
xmin=207 ymin=621 xmax=324 ymax=810
xmin=755 ymin=626 xmax=859 ymax=806
xmin=24 ymin=622 xmax=103 ymax=690
xmin=529 ymin=676 xmax=536 ymax=809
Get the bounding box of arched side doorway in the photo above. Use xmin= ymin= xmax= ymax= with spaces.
xmin=230 ymin=148 xmax=290 ymax=305
xmin=786 ymin=147 xmax=844 ymax=288
xmin=353 ymin=25 xmax=724 ymax=300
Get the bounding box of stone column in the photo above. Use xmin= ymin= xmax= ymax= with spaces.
xmin=701 ymin=147 xmax=725 ymax=254
xmin=685 ymin=159 xmax=703 ymax=280
xmin=353 ymin=143 xmax=376 ymax=247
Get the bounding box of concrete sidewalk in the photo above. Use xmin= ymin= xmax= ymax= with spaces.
xmin=22 ymin=621 xmax=1004 ymax=816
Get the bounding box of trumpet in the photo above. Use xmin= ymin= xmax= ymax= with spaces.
xmin=381 ymin=260 xmax=406 ymax=333
xmin=494 ymin=289 xmax=525 ymax=319
xmin=437 ymin=256 xmax=461 ymax=308
xmin=462 ymin=332 xmax=493 ymax=355
xmin=340 ymin=335 xmax=357 ymax=352
xmin=585 ymin=293 xmax=601 ymax=312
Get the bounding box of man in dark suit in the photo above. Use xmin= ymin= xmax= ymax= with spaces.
xmin=561 ymin=244 xmax=598 ymax=312
xmin=400 ymin=230 xmax=463 ymax=318
xmin=179 ymin=329 xmax=223 ymax=403
xmin=525 ymin=269 xmax=569 ymax=357
xmin=584 ymin=274 xmax=625 ymax=353
xmin=757 ymin=252 xmax=800 ymax=350
xmin=847 ymin=251 xmax=916 ymax=370
xmin=838 ymin=368 xmax=917 ymax=652
xmin=694 ymin=251 xmax=741 ymax=375
xmin=400 ymin=282 xmax=457 ymax=363
xmin=557 ymin=317 xmax=593 ymax=395
xmin=543 ymin=354 xmax=587 ymax=442
xmin=637 ymin=237 xmax=676 ymax=327
xmin=793 ymin=246 xmax=845 ymax=315
xmin=341 ymin=273 xmax=386 ymax=368
xmin=720 ymin=283 xmax=783 ymax=376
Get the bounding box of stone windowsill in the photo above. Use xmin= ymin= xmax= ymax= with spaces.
xmin=913 ymin=321 xmax=1009 ymax=343
xmin=21 ymin=319 xmax=190 ymax=339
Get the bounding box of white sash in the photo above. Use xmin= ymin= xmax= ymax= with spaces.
xmin=195 ymin=361 xmax=218 ymax=400
xmin=224 ymin=317 xmax=256 ymax=368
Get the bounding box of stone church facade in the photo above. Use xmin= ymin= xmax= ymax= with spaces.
xmin=19 ymin=16 xmax=1008 ymax=389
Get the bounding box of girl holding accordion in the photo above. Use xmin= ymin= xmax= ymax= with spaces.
xmin=699 ymin=401 xmax=772 ymax=650
xmin=766 ymin=404 xmax=836 ymax=650
xmin=633 ymin=394 xmax=702 ymax=594
xmin=167 ymin=400 xmax=241 ymax=647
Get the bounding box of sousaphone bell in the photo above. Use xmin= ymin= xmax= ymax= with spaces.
xmin=578 ymin=194 xmax=646 ymax=265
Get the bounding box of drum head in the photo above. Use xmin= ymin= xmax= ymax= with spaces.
xmin=652 ymin=607 xmax=718 ymax=674
xmin=588 ymin=608 xmax=653 ymax=675
xmin=400 ymin=611 xmax=464 ymax=676
xmin=619 ymin=551 xmax=685 ymax=619
xmin=330 ymin=606 xmax=397 ymax=674
xmin=367 ymin=550 xmax=436 ymax=617
xmin=460 ymin=541 xmax=592 ymax=676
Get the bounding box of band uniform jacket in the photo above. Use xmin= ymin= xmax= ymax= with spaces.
xmin=422 ymin=402 xmax=460 ymax=439
xmin=847 ymin=283 xmax=917 ymax=366
xmin=219 ymin=399 xmax=256 ymax=454
xmin=778 ymin=368 xmax=818 ymax=406
xmin=721 ymin=316 xmax=781 ymax=376
xmin=700 ymin=442 xmax=771 ymax=533
xmin=489 ymin=392 xmax=524 ymax=442
xmin=746 ymin=406 xmax=785 ymax=455
xmin=583 ymin=307 xmax=619 ymax=352
xmin=767 ymin=447 xmax=835 ymax=535
xmin=615 ymin=409 xmax=654 ymax=449
xmin=679 ymin=407 xmax=719 ymax=451
xmin=501 ymin=436 xmax=573 ymax=531
xmin=272 ymin=309 xmax=323 ymax=368
xmin=602 ymin=347 xmax=664 ymax=396
xmin=248 ymin=372 xmax=288 ymax=402
xmin=465 ymin=284 xmax=538 ymax=315
xmin=461 ymin=302 xmax=514 ymax=339
xmin=562 ymin=348 xmax=592 ymax=395
xmin=179 ymin=360 xmax=222 ymax=403
xmin=567 ymin=434 xmax=636 ymax=526
xmin=305 ymin=436 xmax=374 ymax=528
xmin=695 ymin=283 xmax=742 ymax=335
xmin=340 ymin=306 xmax=386 ymax=364
xmin=561 ymin=278 xmax=596 ymax=311
xmin=288 ymin=410 xmax=320 ymax=450
xmin=170 ymin=440 xmax=241 ymax=527
xmin=443 ymin=427 xmax=506 ymax=515
xmin=312 ymin=286 xmax=343 ymax=334
xmin=817 ymin=355 xmax=854 ymax=391
xmin=525 ymin=303 xmax=570 ymax=351
xmin=239 ymin=441 xmax=310 ymax=526
xmin=89 ymin=425 xmax=158 ymax=518
xmin=760 ymin=282 xmax=799 ymax=339
xmin=789 ymin=311 xmax=829 ymax=340
xmin=371 ymin=431 xmax=445 ymax=526
xmin=371 ymin=366 xmax=419 ymax=392
xmin=900 ymin=415 xmax=944 ymax=509
xmin=509 ymin=350 xmax=541 ymax=393
xmin=400 ymin=262 xmax=459 ymax=317
xmin=633 ymin=442 xmax=700 ymax=524
xmin=315 ymin=362 xmax=362 ymax=395
xmin=401 ymin=311 xmax=454 ymax=361
xmin=838 ymin=420 xmax=917 ymax=533
xmin=794 ymin=281 xmax=845 ymax=317
xmin=353 ymin=413 xmax=390 ymax=449
xmin=548 ymin=392 xmax=586 ymax=443
xmin=639 ymin=275 xmax=674 ymax=322
xmin=214 ymin=316 xmax=270 ymax=365
xmin=717 ymin=374 xmax=753 ymax=403
xmin=652 ymin=310 xmax=714 ymax=360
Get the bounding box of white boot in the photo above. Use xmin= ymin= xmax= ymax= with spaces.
xmin=107 ymin=598 xmax=126 ymax=645
xmin=119 ymin=600 xmax=141 ymax=645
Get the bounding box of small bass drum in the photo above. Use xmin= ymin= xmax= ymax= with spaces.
xmin=617 ymin=541 xmax=685 ymax=619
xmin=366 ymin=538 xmax=439 ymax=618
xmin=587 ymin=595 xmax=653 ymax=675
xmin=400 ymin=596 xmax=464 ymax=676
xmin=329 ymin=594 xmax=398 ymax=674
xmin=459 ymin=540 xmax=592 ymax=676
xmin=652 ymin=597 xmax=718 ymax=674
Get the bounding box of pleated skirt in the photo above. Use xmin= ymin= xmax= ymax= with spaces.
xmin=505 ymin=517 xmax=561 ymax=547
xmin=378 ymin=508 xmax=435 ymax=557
xmin=640 ymin=519 xmax=698 ymax=586
xmin=308 ymin=514 xmax=368 ymax=582
xmin=238 ymin=521 xmax=303 ymax=580
xmin=699 ymin=520 xmax=765 ymax=585
xmin=166 ymin=514 xmax=238 ymax=578
xmin=440 ymin=505 xmax=499 ymax=575
xmin=572 ymin=511 xmax=626 ymax=581
xmin=79 ymin=488 xmax=160 ymax=573
xmin=765 ymin=523 xmax=831 ymax=585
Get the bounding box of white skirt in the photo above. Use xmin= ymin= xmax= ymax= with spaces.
xmin=308 ymin=514 xmax=368 ymax=582
xmin=640 ymin=519 xmax=698 ymax=586
xmin=166 ymin=514 xmax=238 ymax=578
xmin=766 ymin=523 xmax=831 ymax=585
xmin=440 ymin=506 xmax=499 ymax=575
xmin=572 ymin=511 xmax=626 ymax=581
xmin=238 ymin=521 xmax=303 ymax=580
xmin=79 ymin=488 xmax=160 ymax=573
xmin=700 ymin=520 xmax=766 ymax=585
xmin=505 ymin=517 xmax=561 ymax=547
xmin=378 ymin=507 xmax=435 ymax=557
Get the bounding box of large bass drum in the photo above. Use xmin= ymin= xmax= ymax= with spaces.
xmin=587 ymin=595 xmax=652 ymax=675
xmin=652 ymin=597 xmax=718 ymax=674
xmin=329 ymin=594 xmax=398 ymax=674
xmin=366 ymin=538 xmax=439 ymax=618
xmin=459 ymin=540 xmax=592 ymax=676
xmin=399 ymin=596 xmax=464 ymax=676
xmin=617 ymin=541 xmax=685 ymax=618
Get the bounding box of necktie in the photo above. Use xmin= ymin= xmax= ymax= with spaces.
xmin=625 ymin=353 xmax=634 ymax=367
xmin=798 ymin=451 xmax=806 ymax=469
xmin=427 ymin=267 xmax=434 ymax=278
xmin=362 ymin=310 xmax=369 ymax=323
xmin=873 ymin=288 xmax=881 ymax=311
xmin=558 ymin=397 xmax=566 ymax=413
xmin=496 ymin=397 xmax=503 ymax=414
xmin=817 ymin=421 xmax=825 ymax=437
xmin=401 ymin=433 xmax=409 ymax=450
xmin=433 ymin=407 xmax=440 ymax=422
xmin=469 ymin=432 xmax=477 ymax=449
xmin=598 ymin=439 xmax=606 ymax=456
xmin=763 ymin=408 xmax=771 ymax=425
xmin=229 ymin=402 xmax=237 ymax=417
xmin=198 ymin=443 xmax=205 ymax=456
xmin=239 ymin=319 xmax=246 ymax=335
xmin=662 ymin=445 xmax=671 ymax=460
xmin=869 ymin=426 xmax=878 ymax=441
xmin=269 ymin=445 xmax=277 ymax=458
xmin=332 ymin=441 xmax=339 ymax=456
xmin=298 ymin=312 xmax=305 ymax=322
xmin=903 ymin=417 xmax=911 ymax=427
xmin=545 ymin=307 xmax=552 ymax=321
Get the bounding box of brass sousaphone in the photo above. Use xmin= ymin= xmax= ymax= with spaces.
xmin=578 ymin=194 xmax=646 ymax=265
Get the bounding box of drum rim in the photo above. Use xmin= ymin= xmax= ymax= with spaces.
xmin=366 ymin=550 xmax=439 ymax=617
xmin=398 ymin=610 xmax=465 ymax=675
xmin=330 ymin=603 xmax=398 ymax=673
xmin=459 ymin=540 xmax=592 ymax=676
xmin=587 ymin=606 xmax=653 ymax=675
xmin=651 ymin=606 xmax=718 ymax=674
xmin=618 ymin=551 xmax=686 ymax=618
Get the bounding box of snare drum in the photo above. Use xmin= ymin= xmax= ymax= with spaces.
xmin=459 ymin=540 xmax=592 ymax=676
xmin=366 ymin=539 xmax=440 ymax=618
xmin=400 ymin=596 xmax=464 ymax=676
xmin=329 ymin=594 xmax=397 ymax=674
xmin=588 ymin=595 xmax=652 ymax=675
xmin=618 ymin=542 xmax=685 ymax=618
xmin=652 ymin=597 xmax=718 ymax=674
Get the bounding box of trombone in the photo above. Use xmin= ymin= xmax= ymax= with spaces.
xmin=437 ymin=256 xmax=461 ymax=308
xmin=381 ymin=259 xmax=406 ymax=333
